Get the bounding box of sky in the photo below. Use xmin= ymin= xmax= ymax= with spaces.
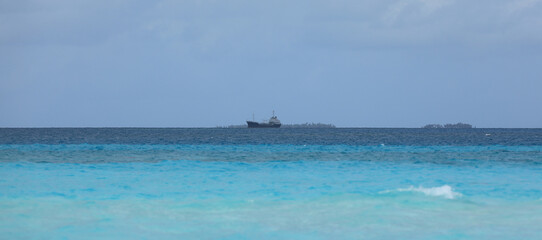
xmin=1 ymin=0 xmax=542 ymax=127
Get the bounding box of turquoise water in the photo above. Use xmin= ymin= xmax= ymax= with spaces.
xmin=1 ymin=129 xmax=542 ymax=239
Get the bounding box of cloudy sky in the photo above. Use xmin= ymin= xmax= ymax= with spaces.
xmin=1 ymin=0 xmax=541 ymax=127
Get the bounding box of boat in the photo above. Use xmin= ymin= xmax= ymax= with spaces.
xmin=247 ymin=111 xmax=281 ymax=128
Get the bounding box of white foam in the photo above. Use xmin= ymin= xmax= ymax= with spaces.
xmin=383 ymin=185 xmax=462 ymax=199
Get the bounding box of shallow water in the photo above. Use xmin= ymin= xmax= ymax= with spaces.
xmin=1 ymin=128 xmax=541 ymax=239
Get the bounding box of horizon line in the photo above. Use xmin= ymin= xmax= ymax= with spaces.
xmin=1 ymin=126 xmax=542 ymax=129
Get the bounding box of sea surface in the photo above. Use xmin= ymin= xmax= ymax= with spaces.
xmin=1 ymin=128 xmax=541 ymax=239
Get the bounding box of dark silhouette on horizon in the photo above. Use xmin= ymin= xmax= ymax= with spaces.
xmin=423 ymin=123 xmax=473 ymax=129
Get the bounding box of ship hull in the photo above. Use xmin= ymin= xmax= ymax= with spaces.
xmin=246 ymin=121 xmax=281 ymax=128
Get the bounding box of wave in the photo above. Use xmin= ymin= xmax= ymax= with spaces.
xmin=381 ymin=185 xmax=462 ymax=199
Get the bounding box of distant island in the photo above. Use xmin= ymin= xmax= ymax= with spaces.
xmin=281 ymin=123 xmax=336 ymax=128
xmin=219 ymin=122 xmax=336 ymax=128
xmin=422 ymin=123 xmax=473 ymax=129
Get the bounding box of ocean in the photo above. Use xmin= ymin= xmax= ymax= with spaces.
xmin=1 ymin=128 xmax=541 ymax=239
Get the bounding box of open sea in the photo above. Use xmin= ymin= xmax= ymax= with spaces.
xmin=1 ymin=128 xmax=541 ymax=239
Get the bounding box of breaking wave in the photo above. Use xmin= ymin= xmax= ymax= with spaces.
xmin=382 ymin=185 xmax=462 ymax=199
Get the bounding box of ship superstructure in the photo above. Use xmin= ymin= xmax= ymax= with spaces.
xmin=246 ymin=111 xmax=281 ymax=128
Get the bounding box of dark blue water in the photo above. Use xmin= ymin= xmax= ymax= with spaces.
xmin=1 ymin=128 xmax=541 ymax=145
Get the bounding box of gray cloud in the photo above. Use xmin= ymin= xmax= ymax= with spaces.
xmin=3 ymin=0 xmax=542 ymax=48
xmin=1 ymin=0 xmax=542 ymax=127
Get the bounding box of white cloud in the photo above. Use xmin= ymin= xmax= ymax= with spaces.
xmin=382 ymin=0 xmax=411 ymax=24
xmin=382 ymin=0 xmax=454 ymax=25
xmin=505 ymin=0 xmax=542 ymax=15
xmin=418 ymin=0 xmax=455 ymax=14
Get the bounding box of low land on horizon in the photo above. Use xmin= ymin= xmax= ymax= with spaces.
xmin=7 ymin=124 xmax=542 ymax=129
xmin=220 ymin=122 xmax=474 ymax=129
xmin=220 ymin=123 xmax=337 ymax=128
